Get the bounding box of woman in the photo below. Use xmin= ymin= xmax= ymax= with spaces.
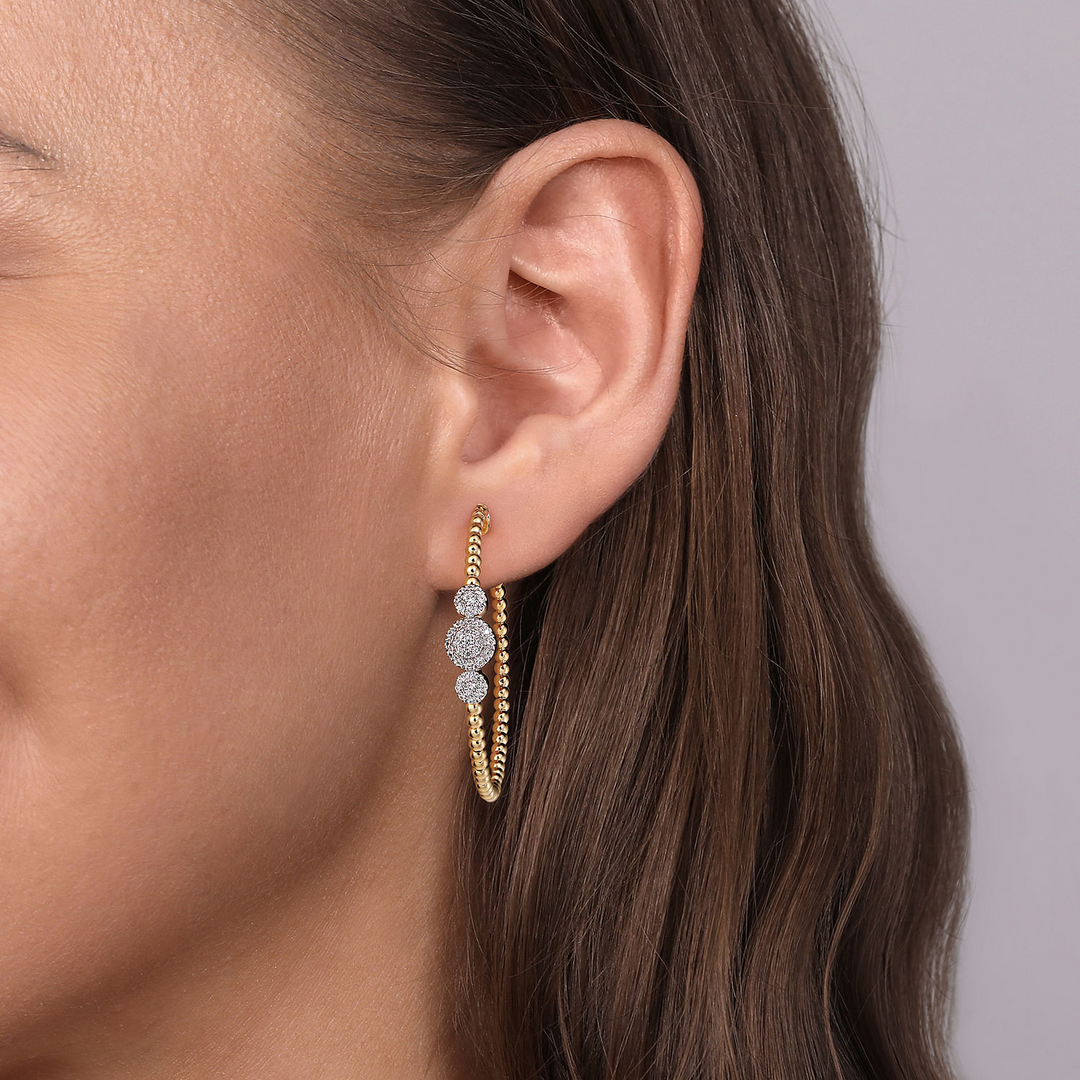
xmin=0 ymin=0 xmax=968 ymax=1076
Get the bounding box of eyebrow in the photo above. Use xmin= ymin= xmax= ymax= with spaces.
xmin=0 ymin=129 xmax=57 ymax=170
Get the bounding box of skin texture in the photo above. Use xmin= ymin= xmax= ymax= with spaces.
xmin=0 ymin=1 xmax=702 ymax=1075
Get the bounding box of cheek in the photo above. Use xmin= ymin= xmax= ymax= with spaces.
xmin=0 ymin=249 xmax=427 ymax=1018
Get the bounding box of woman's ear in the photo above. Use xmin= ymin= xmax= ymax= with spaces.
xmin=417 ymin=118 xmax=703 ymax=591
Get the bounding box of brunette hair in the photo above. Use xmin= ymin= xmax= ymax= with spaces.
xmin=220 ymin=1 xmax=970 ymax=1076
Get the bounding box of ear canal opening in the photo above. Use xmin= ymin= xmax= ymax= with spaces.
xmin=507 ymin=267 xmax=561 ymax=313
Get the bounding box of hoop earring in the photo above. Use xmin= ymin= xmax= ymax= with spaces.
xmin=444 ymin=503 xmax=510 ymax=802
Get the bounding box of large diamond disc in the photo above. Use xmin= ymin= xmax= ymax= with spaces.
xmin=444 ymin=616 xmax=496 ymax=670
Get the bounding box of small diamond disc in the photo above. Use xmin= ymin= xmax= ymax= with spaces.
xmin=455 ymin=670 xmax=489 ymax=704
xmin=444 ymin=616 xmax=496 ymax=670
xmin=454 ymin=582 xmax=488 ymax=618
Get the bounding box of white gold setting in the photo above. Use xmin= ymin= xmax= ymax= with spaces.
xmin=455 ymin=670 xmax=489 ymax=704
xmin=444 ymin=615 xmax=496 ymax=671
xmin=453 ymin=582 xmax=488 ymax=618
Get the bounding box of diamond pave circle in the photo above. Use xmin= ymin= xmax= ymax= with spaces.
xmin=453 ymin=581 xmax=488 ymax=618
xmin=445 ymin=616 xmax=496 ymax=670
xmin=453 ymin=583 xmax=488 ymax=617
xmin=455 ymin=669 xmax=489 ymax=704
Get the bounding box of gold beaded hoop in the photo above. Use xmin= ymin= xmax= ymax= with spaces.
xmin=443 ymin=504 xmax=510 ymax=802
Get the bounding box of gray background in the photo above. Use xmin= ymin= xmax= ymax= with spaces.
xmin=816 ymin=1 xmax=1079 ymax=1076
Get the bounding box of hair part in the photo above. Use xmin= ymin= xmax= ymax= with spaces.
xmin=216 ymin=1 xmax=970 ymax=1076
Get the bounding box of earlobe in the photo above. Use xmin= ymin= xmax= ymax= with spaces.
xmin=420 ymin=119 xmax=703 ymax=593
